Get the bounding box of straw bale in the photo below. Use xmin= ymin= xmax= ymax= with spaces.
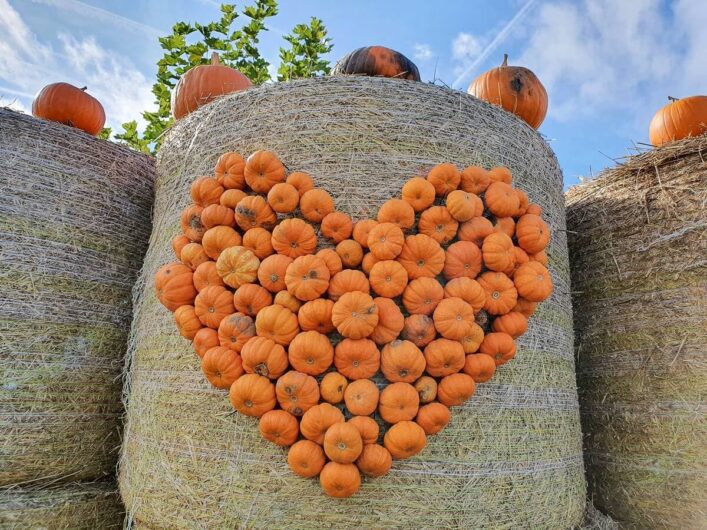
xmin=0 ymin=108 xmax=154 ymax=486
xmin=120 ymin=76 xmax=585 ymax=529
xmin=567 ymin=135 xmax=707 ymax=528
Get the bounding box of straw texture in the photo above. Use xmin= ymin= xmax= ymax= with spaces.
xmin=120 ymin=76 xmax=585 ymax=529
xmin=0 ymin=108 xmax=154 ymax=487
xmin=567 ymin=135 xmax=707 ymax=529
xmin=0 ymin=481 xmax=122 ymax=529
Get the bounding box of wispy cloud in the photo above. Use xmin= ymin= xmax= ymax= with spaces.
xmin=0 ymin=0 xmax=155 ymax=128
xmin=451 ymin=0 xmax=537 ymax=88
xmin=413 ymin=43 xmax=433 ymax=61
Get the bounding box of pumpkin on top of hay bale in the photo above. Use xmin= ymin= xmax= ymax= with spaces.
xmin=567 ymin=134 xmax=707 ymax=529
xmin=0 ymin=108 xmax=153 ymax=523
xmin=119 ymin=75 xmax=585 ymax=529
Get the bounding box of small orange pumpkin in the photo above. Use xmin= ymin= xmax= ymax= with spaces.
xmin=259 ymin=409 xmax=299 ymax=446
xmin=432 ymin=297 xmax=476 ymax=341
xmin=479 ymin=332 xmax=517 ymax=366
xmin=401 ymin=177 xmax=436 ymax=212
xmin=512 ymin=297 xmax=538 ymax=318
xmin=331 ymin=291 xmax=379 ymax=339
xmin=488 ymin=166 xmax=513 ymax=185
xmin=348 ymin=416 xmax=379 ymax=445
xmin=478 ymin=271 xmax=518 ymax=315
xmin=174 ymin=305 xmax=201 ymax=340
xmin=298 ymin=298 xmax=335 ymax=334
xmin=300 ymin=188 xmax=335 ymax=223
xmin=214 ymin=152 xmax=246 ymax=189
xmin=320 ymin=462 xmax=361 ymax=498
xmin=482 ymin=232 xmax=516 ymax=273
xmin=271 ymin=218 xmax=317 ymax=259
xmin=194 ymin=285 xmax=235 ymax=329
xmin=300 ymin=403 xmax=345 ymax=444
xmin=180 ymin=242 xmax=210 ymax=270
xmin=397 ymin=234 xmax=445 ymax=279
xmin=201 ymin=204 xmax=235 ymax=229
xmin=220 ymin=189 xmax=247 ymax=209
xmin=336 ymin=239 xmax=364 ymax=268
xmin=244 ymin=150 xmax=285 ymax=193
xmin=288 ymin=331 xmax=334 ymax=376
xmin=459 ymin=166 xmax=490 ymax=194
xmin=484 ymin=181 xmax=520 ymax=218
xmin=418 ymin=206 xmax=458 ymax=245
xmin=443 ymin=241 xmax=482 ymax=280
xmin=423 ymin=338 xmax=466 ymax=377
xmin=267 ymin=182 xmax=299 ymax=213
xmin=201 ymin=346 xmax=243 ymax=389
xmin=414 ymin=376 xmax=438 ymax=404
xmin=415 ymin=402 xmax=451 ymax=435
xmin=288 ymin=439 xmax=325 ymax=478
xmin=242 ymin=227 xmax=274 ymax=260
xmin=343 ymin=379 xmax=380 ymax=416
xmin=273 ymin=290 xmax=302 ymax=313
xmin=323 ymin=422 xmax=363 ymax=464
xmin=379 ymin=382 xmax=420 ymax=424
xmin=443 ymin=277 xmax=486 ymax=312
xmin=229 ymin=373 xmax=276 ymax=417
xmin=285 ymin=255 xmax=331 ymax=301
xmin=320 ymin=372 xmax=349 ymax=404
xmin=369 ymin=297 xmax=405 ymax=345
xmin=459 ymin=322 xmax=486 ymax=354
xmin=446 ymin=190 xmax=483 ymax=222
xmin=201 ymin=226 xmax=241 ymax=260
xmin=240 ymin=336 xmax=288 ymax=379
xmin=216 ymin=246 xmax=259 ymax=288
xmin=193 ymin=261 xmax=224 ymax=292
xmin=286 ymin=171 xmax=315 ymax=196
xmin=172 ymin=234 xmax=190 ymax=260
xmin=321 ymin=211 xmax=354 ymax=243
xmin=427 ymin=163 xmax=460 ymax=196
xmin=193 ymin=327 xmax=219 ymax=359
xmin=191 ymin=176 xmax=224 ymax=207
xmin=352 ymin=219 xmax=379 ymax=248
xmin=402 ymin=277 xmax=444 ymax=316
xmin=516 ymin=214 xmax=550 ymax=254
xmin=155 ymin=262 xmax=198 ymax=311
xmin=361 ymin=252 xmax=381 ymax=275
xmin=494 ymin=217 xmax=515 ymax=238
xmin=383 ymin=420 xmax=427 ymax=460
xmin=514 ymin=261 xmax=553 ymax=302
xmin=367 ymin=222 xmax=405 ymax=260
xmin=377 ymin=198 xmax=415 ymax=230
xmin=401 ymin=314 xmax=436 ymax=347
xmin=234 ymin=195 xmax=276 ymax=231
xmin=180 ymin=204 xmax=205 ymax=242
xmin=254 ymin=304 xmax=299 ymax=346
xmin=380 ymin=340 xmax=425 ymax=383
xmin=491 ymin=311 xmax=528 ymax=338
xmin=334 ymin=338 xmax=380 ymax=380
xmin=369 ymin=260 xmax=408 ymax=297
xmin=275 ymin=370 xmax=320 ymax=416
xmin=316 ymin=248 xmax=344 ymax=277
xmin=257 ymin=254 xmax=293 ymax=293
xmin=458 ymin=216 xmax=494 ymax=246
xmin=217 ymin=312 xmax=255 ymax=352
xmin=437 ymin=373 xmax=476 ymax=406
xmin=328 ymin=269 xmax=370 ymax=301
xmin=463 ymin=353 xmax=497 ymax=383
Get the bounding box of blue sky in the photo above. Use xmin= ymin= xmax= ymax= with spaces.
xmin=1 ymin=0 xmax=705 ymax=186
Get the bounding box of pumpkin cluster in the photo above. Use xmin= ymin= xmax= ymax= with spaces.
xmin=155 ymin=150 xmax=553 ymax=498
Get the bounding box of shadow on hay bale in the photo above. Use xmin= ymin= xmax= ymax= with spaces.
xmin=0 ymin=108 xmax=154 ymax=488
xmin=0 ymin=480 xmax=122 ymax=529
xmin=120 ymin=76 xmax=585 ymax=529
xmin=567 ymin=135 xmax=707 ymax=529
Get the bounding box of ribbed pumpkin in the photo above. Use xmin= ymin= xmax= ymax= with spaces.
xmin=649 ymin=95 xmax=707 ymax=146
xmin=32 ymin=82 xmax=105 ymax=135
xmin=333 ymin=46 xmax=420 ymax=81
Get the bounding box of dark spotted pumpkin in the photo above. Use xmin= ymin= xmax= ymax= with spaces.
xmin=333 ymin=46 xmax=420 ymax=81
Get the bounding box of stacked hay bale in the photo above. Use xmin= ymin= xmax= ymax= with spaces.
xmin=0 ymin=109 xmax=154 ymax=526
xmin=120 ymin=77 xmax=586 ymax=529
xmin=567 ymin=136 xmax=706 ymax=528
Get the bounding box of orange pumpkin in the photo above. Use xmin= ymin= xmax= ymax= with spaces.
xmin=155 ymin=262 xmax=197 ymax=311
xmin=482 ymin=232 xmax=516 ymax=273
xmin=377 ymin=198 xmax=415 ymax=230
xmin=369 ymin=260 xmax=408 ymax=297
xmin=240 ymin=336 xmax=288 ymax=379
xmin=443 ymin=241 xmax=482 ymax=280
xmin=526 ymin=203 xmax=543 ymax=216
xmin=180 ymin=204 xmax=205 ymax=242
xmin=479 ymin=332 xmax=517 ymax=366
xmin=273 ymin=290 xmax=301 ymax=313
xmin=459 ymin=322 xmax=486 ymax=354
xmin=32 ymin=82 xmax=106 ymax=134
xmin=285 ymin=255 xmax=330 ymax=301
xmin=234 ymin=195 xmax=276 ymax=231
xmin=530 ymin=250 xmax=549 ymax=266
xmin=336 ymin=239 xmax=364 ymax=268
xmin=321 ymin=211 xmax=354 ymax=243
xmin=433 ymin=297 xmax=475 ymax=341
xmin=343 ymin=379 xmax=380 ymax=416
xmin=361 ymin=252 xmax=381 ymax=275
xmin=488 ymin=166 xmax=513 ymax=185
xmin=331 ymin=291 xmax=379 ymax=339
xmin=320 ymin=372 xmax=348 ymax=405
xmin=413 ymin=376 xmax=436 ymax=404
xmin=323 ymin=422 xmax=363 ymax=464
xmin=288 ymin=331 xmax=334 ymax=376
xmin=220 ymin=189 xmax=247 ymax=209
xmin=286 ymin=171 xmax=315 ymax=196
xmin=356 ymin=443 xmax=392 ymax=478
xmin=288 ymin=439 xmax=325 ymax=478
xmin=512 ymin=297 xmax=538 ymax=318
xmin=485 ymin=182 xmax=520 ymax=219
xmin=214 ymin=152 xmax=246 ymax=189
xmin=369 ymin=297 xmax=405 ymax=345
xmin=333 ymin=46 xmax=420 ymax=80
xmin=443 ymin=277 xmax=486 ymax=313
xmin=401 ymin=314 xmax=436 ymax=347
xmin=415 ymin=402 xmax=451 ymax=435
xmin=191 ymin=176 xmax=224 ymax=208
xmin=201 ymin=346 xmax=243 ymax=389
xmin=402 ymin=277 xmax=444 ymax=316
xmin=172 ymin=234 xmax=190 ymax=260
xmin=367 ymin=222 xmax=405 ymax=260
xmin=320 ymin=462 xmax=361 ymax=498
xmin=492 ymin=311 xmax=528 ymax=338
xmin=180 ymin=242 xmax=210 ymax=270
xmin=255 ymin=304 xmax=299 ymax=346
xmin=379 ymin=382 xmax=420 ymax=424
xmin=201 ymin=204 xmax=235 ymax=229
xmin=298 ymin=298 xmax=335 ymax=334
xmin=427 ymin=163 xmax=460 ymax=196
xmin=381 ymin=340 xmax=425 ymax=383
xmin=334 ymin=338 xmax=380 ymax=380
xmin=243 ymin=150 xmax=285 ymax=193
xmin=383 ymin=420 xmax=427 ymax=460
xmin=458 ymin=216 xmax=494 ymax=246
xmin=174 ymin=305 xmax=201 ymax=340
xmin=515 ymin=188 xmax=529 ymax=216
xmin=275 ymin=370 xmax=320 ymax=416
xmin=397 ymin=234 xmax=445 ymax=279
xmin=459 ymin=166 xmax=490 ymax=194
xmin=514 ymin=261 xmax=553 ymax=302
xmin=316 ymin=248 xmax=344 ymax=277
xmin=267 ymin=182 xmax=299 ymax=213
xmin=352 ymin=219 xmax=379 ymax=248
xmin=446 ymin=190 xmax=483 ymax=222
xmin=463 ymin=353 xmax=497 ymax=383
xmin=348 ymin=416 xmax=379 ymax=445
xmin=257 ymin=254 xmax=293 ymax=293
xmin=229 ymin=373 xmax=276 ymax=417
xmin=494 ymin=217 xmax=515 ymax=238
xmin=242 ymin=227 xmax=274 ymax=260
xmin=478 ymin=271 xmax=518 ymax=315
xmin=259 ymin=409 xmax=299 ymax=446
xmin=516 ymin=214 xmax=550 ymax=254
xmin=437 ymin=373 xmax=476 ymax=406
xmin=468 ymin=54 xmax=548 ymax=129
xmin=193 ymin=261 xmax=224 ymax=292
xmin=193 ymin=327 xmax=219 ymax=359
xmin=418 ymin=206 xmax=458 ymax=244
xmin=649 ymin=95 xmax=707 ymax=146
xmin=201 ymin=226 xmax=241 ymax=260
xmin=217 ymin=312 xmax=255 ymax=352
xmin=328 ymin=269 xmax=370 ymax=301
xmin=423 ymin=338 xmax=465 ymax=377
xmin=300 ymin=188 xmax=334 ymax=223
xmin=194 ymin=285 xmax=234 ymax=328
xmin=271 ymin=218 xmax=317 ymax=259
xmin=300 ymin=403 xmax=345 ymax=444
xmin=401 ymin=177 xmax=436 ymax=212
xmin=172 ymin=52 xmax=251 ymax=119
xmin=216 ymin=246 xmax=259 ymax=288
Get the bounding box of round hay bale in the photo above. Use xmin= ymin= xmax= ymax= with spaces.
xmin=0 ymin=481 xmax=122 ymax=529
xmin=120 ymin=77 xmax=585 ymax=529
xmin=567 ymin=136 xmax=707 ymax=528
xmin=0 ymin=109 xmax=154 ymax=486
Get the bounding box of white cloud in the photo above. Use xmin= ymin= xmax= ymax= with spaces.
xmin=518 ymin=0 xmax=707 ymax=124
xmin=452 ymin=33 xmax=482 ymax=61
xmin=0 ymin=0 xmax=155 ymax=130
xmin=413 ymin=43 xmax=433 ymax=62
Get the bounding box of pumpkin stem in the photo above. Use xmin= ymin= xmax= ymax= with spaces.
xmin=668 ymin=96 xmax=678 ymax=102
xmin=210 ymin=52 xmax=220 ymax=65
xmin=80 ymin=86 xmax=87 ymax=91
xmin=502 ymin=54 xmax=509 ymax=67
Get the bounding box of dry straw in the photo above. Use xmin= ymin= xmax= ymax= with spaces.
xmin=0 ymin=481 xmax=122 ymax=529
xmin=0 ymin=108 xmax=154 ymax=490
xmin=567 ymin=135 xmax=707 ymax=528
xmin=120 ymin=76 xmax=585 ymax=529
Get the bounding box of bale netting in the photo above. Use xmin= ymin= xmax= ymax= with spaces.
xmin=120 ymin=76 xmax=585 ymax=529
xmin=567 ymin=135 xmax=707 ymax=529
xmin=0 ymin=481 xmax=123 ymax=529
xmin=0 ymin=108 xmax=154 ymax=486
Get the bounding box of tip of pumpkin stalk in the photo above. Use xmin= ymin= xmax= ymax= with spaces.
xmin=502 ymin=54 xmax=509 ymax=67
xmin=80 ymin=86 xmax=87 ymax=91
xmin=668 ymin=96 xmax=679 ymax=102
xmin=211 ymin=52 xmax=220 ymax=65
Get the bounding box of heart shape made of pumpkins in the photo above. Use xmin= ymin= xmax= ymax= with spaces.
xmin=155 ymin=149 xmax=553 ymax=498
